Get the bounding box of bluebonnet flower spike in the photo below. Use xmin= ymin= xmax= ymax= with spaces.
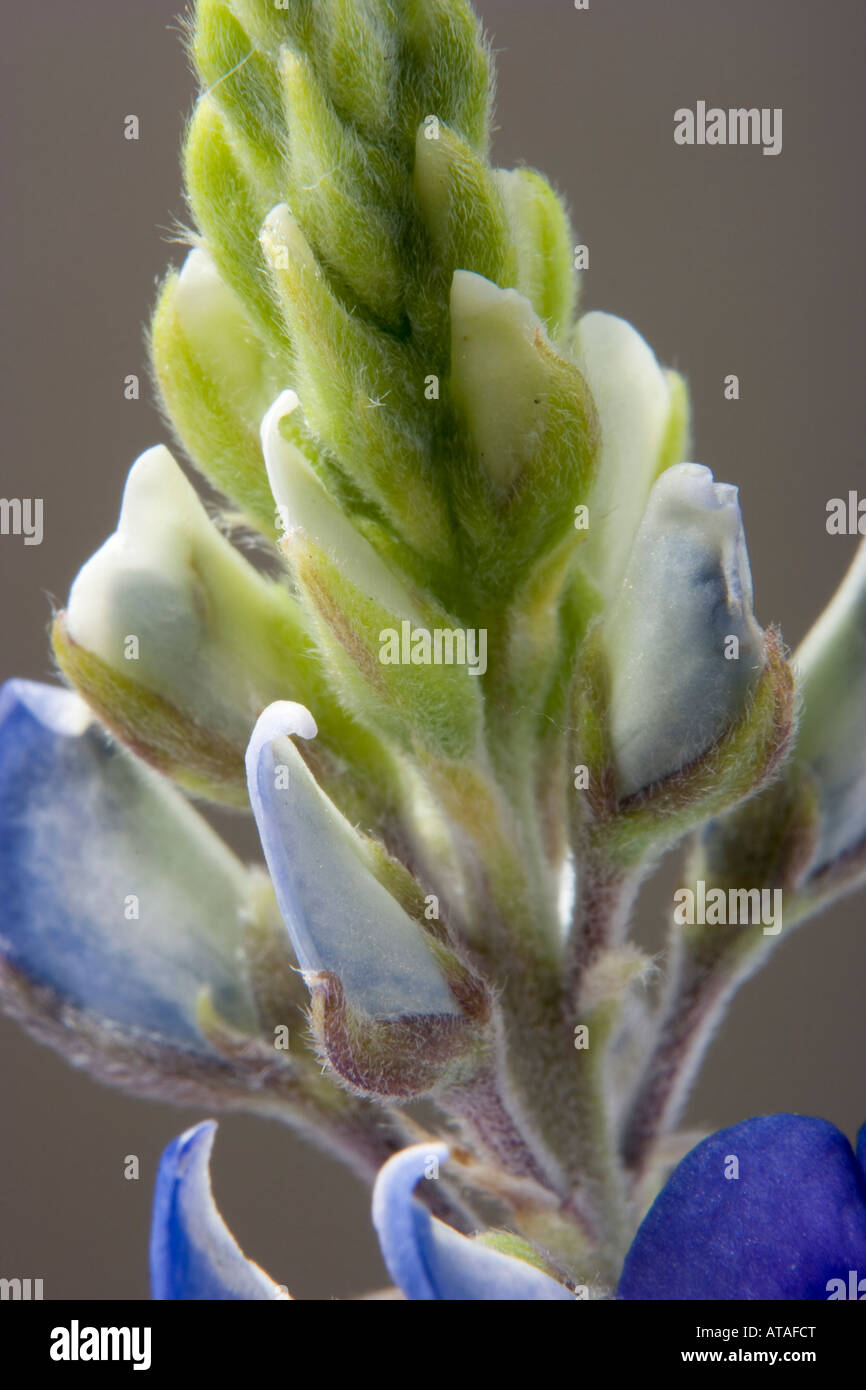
xmin=2 ymin=0 xmax=863 ymax=1304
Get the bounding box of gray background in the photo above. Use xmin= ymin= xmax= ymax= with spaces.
xmin=1 ymin=0 xmax=863 ymax=1299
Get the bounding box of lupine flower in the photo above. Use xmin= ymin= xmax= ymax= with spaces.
xmin=619 ymin=1115 xmax=866 ymax=1301
xmin=694 ymin=535 xmax=866 ymax=928
xmin=0 ymin=680 xmax=256 ymax=1071
xmin=2 ymin=0 xmax=864 ymax=1303
xmin=602 ymin=463 xmax=766 ymax=798
xmin=245 ymin=701 xmax=462 ymax=1019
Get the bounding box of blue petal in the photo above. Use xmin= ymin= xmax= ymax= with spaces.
xmin=618 ymin=1114 xmax=866 ymax=1300
xmin=246 ymin=702 xmax=460 ymax=1019
xmin=0 ymin=680 xmax=254 ymax=1048
xmin=150 ymin=1121 xmax=289 ymax=1300
xmin=372 ymin=1143 xmax=574 ymax=1300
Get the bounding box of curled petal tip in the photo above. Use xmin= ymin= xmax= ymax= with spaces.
xmin=260 ymin=389 xmax=301 ymax=484
xmin=244 ymin=699 xmax=318 ymax=777
xmin=246 ymin=702 xmax=460 ymax=1020
xmin=150 ymin=1121 xmax=289 ymax=1300
xmin=372 ymin=1144 xmax=573 ymax=1301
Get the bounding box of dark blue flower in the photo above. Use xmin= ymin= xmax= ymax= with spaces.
xmin=618 ymin=1114 xmax=866 ymax=1300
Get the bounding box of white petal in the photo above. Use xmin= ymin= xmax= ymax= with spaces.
xmin=575 ymin=311 xmax=673 ymax=600
xmin=261 ymin=391 xmax=415 ymax=616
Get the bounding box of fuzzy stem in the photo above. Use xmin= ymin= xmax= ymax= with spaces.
xmin=618 ymin=916 xmax=783 ymax=1177
xmin=566 ymin=850 xmax=642 ymax=1008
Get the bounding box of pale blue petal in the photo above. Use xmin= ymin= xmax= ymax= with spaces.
xmin=150 ymin=1121 xmax=289 ymax=1300
xmin=372 ymin=1143 xmax=574 ymax=1300
xmin=0 ymin=679 xmax=254 ymax=1048
xmin=795 ymin=539 xmax=866 ymax=869
xmin=604 ymin=464 xmax=765 ymax=796
xmin=245 ymin=702 xmax=460 ymax=1019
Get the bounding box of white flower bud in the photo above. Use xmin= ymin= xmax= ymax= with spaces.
xmin=66 ymin=445 xmax=286 ymax=746
xmin=260 ymin=390 xmax=416 ymax=616
xmin=575 ymin=311 xmax=674 ymax=601
xmin=172 ymin=246 xmax=274 ymax=414
xmin=449 ymin=270 xmax=553 ymax=491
